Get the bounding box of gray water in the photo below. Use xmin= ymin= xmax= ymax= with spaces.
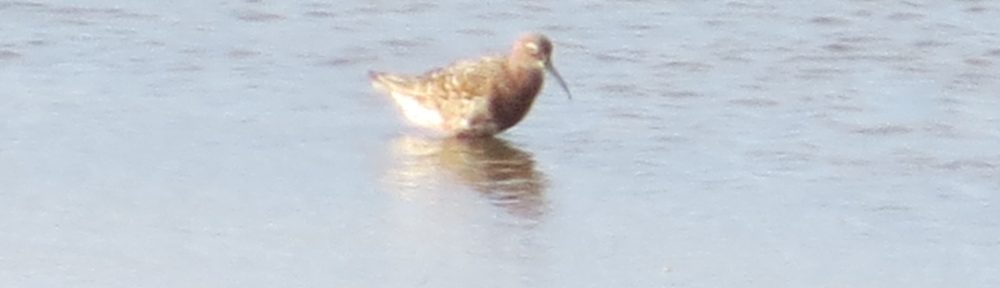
xmin=2 ymin=1 xmax=999 ymax=287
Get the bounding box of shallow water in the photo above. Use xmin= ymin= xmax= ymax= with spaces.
xmin=2 ymin=0 xmax=999 ymax=287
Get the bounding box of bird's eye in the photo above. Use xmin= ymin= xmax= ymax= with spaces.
xmin=524 ymin=42 xmax=540 ymax=55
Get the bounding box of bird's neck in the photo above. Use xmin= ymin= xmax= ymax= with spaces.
xmin=494 ymin=63 xmax=544 ymax=131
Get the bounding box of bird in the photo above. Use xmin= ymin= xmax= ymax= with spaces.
xmin=369 ymin=33 xmax=571 ymax=138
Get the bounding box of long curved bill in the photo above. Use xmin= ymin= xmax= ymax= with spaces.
xmin=545 ymin=61 xmax=572 ymax=100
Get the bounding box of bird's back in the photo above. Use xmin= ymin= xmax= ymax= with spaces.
xmin=370 ymin=57 xmax=507 ymax=102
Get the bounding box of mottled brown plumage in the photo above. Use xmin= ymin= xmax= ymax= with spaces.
xmin=370 ymin=33 xmax=571 ymax=137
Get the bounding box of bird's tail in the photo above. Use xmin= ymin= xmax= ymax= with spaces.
xmin=367 ymin=70 xmax=383 ymax=81
xmin=368 ymin=70 xmax=413 ymax=93
xmin=368 ymin=70 xmax=390 ymax=92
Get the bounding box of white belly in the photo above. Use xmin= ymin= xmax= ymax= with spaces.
xmin=391 ymin=92 xmax=444 ymax=129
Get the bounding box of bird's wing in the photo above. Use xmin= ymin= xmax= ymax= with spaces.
xmin=371 ymin=57 xmax=506 ymax=103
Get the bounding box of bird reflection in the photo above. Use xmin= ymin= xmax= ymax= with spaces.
xmin=386 ymin=136 xmax=549 ymax=221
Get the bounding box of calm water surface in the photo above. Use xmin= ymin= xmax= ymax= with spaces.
xmin=2 ymin=0 xmax=999 ymax=287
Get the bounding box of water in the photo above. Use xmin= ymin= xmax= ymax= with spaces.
xmin=2 ymin=1 xmax=999 ymax=287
